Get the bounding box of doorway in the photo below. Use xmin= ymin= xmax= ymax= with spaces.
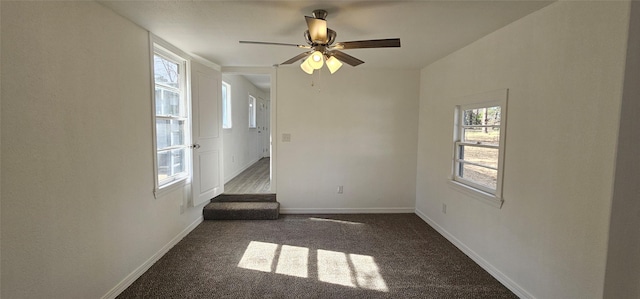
xmin=220 ymin=67 xmax=276 ymax=194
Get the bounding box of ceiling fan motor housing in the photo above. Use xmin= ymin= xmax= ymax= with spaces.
xmin=312 ymin=9 xmax=328 ymax=20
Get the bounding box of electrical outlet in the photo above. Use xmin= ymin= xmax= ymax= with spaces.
xmin=442 ymin=203 xmax=447 ymax=214
xmin=337 ymin=186 xmax=344 ymax=194
xmin=180 ymin=203 xmax=185 ymax=214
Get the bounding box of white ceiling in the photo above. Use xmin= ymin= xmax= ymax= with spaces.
xmin=99 ymin=1 xmax=553 ymax=89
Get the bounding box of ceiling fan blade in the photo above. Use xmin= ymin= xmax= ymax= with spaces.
xmin=333 ymin=38 xmax=401 ymax=50
xmin=239 ymin=41 xmax=310 ymax=48
xmin=280 ymin=52 xmax=311 ymax=65
xmin=305 ymin=16 xmax=327 ymax=43
xmin=330 ymin=50 xmax=365 ymax=67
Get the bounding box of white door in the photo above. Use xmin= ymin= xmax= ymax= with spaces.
xmin=257 ymin=98 xmax=265 ymax=157
xmin=257 ymin=98 xmax=270 ymax=158
xmin=191 ymin=62 xmax=223 ymax=206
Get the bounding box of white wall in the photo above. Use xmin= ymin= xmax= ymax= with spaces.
xmin=277 ymin=67 xmax=419 ymax=213
xmin=221 ymin=74 xmax=268 ymax=183
xmin=603 ymin=1 xmax=640 ymax=298
xmin=1 ymin=2 xmax=207 ymax=298
xmin=0 ymin=0 xmax=3 ymax=291
xmin=415 ymin=2 xmax=631 ymax=298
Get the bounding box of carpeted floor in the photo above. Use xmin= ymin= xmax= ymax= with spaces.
xmin=117 ymin=214 xmax=516 ymax=298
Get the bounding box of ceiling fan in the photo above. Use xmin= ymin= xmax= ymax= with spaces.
xmin=239 ymin=9 xmax=401 ymax=74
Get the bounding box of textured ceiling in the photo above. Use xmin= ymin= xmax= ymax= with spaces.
xmin=99 ymin=1 xmax=553 ymax=89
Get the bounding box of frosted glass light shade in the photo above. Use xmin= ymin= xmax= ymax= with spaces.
xmin=306 ymin=51 xmax=324 ymax=70
xmin=300 ymin=60 xmax=314 ymax=74
xmin=325 ymin=56 xmax=343 ymax=74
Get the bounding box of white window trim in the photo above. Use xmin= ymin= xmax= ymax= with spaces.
xmin=450 ymin=89 xmax=508 ymax=208
xmin=222 ymin=81 xmax=232 ymax=129
xmin=150 ymin=35 xmax=192 ymax=199
xmin=248 ymin=94 xmax=257 ymax=129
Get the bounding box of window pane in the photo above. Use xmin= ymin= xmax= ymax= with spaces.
xmin=249 ymin=96 xmax=256 ymax=128
xmin=156 ymin=119 xmax=185 ymax=150
xmin=459 ymin=163 xmax=497 ymax=190
xmin=153 ymin=55 xmax=179 ymax=88
xmin=463 ymin=106 xmax=500 ymax=126
xmin=222 ymin=83 xmax=231 ymax=129
xmin=463 ymin=127 xmax=500 ymax=145
xmin=157 ymin=150 xmax=170 ymax=182
xmin=155 ymin=87 xmax=182 ymax=116
xmin=171 ymin=148 xmax=186 ymax=176
xmin=157 ymin=148 xmax=186 ymax=182
xmin=459 ymin=145 xmax=498 ymax=168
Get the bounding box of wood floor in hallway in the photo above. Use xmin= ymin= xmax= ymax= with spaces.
xmin=224 ymin=157 xmax=271 ymax=194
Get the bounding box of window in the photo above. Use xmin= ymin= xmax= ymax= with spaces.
xmin=452 ymin=90 xmax=507 ymax=205
xmin=248 ymin=95 xmax=257 ymax=129
xmin=152 ymin=44 xmax=190 ymax=193
xmin=222 ymin=81 xmax=232 ymax=129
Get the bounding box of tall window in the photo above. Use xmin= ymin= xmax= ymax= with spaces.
xmin=453 ymin=91 xmax=507 ymax=204
xmin=248 ymin=95 xmax=257 ymax=129
xmin=222 ymin=81 xmax=232 ymax=129
xmin=153 ymin=45 xmax=190 ymax=191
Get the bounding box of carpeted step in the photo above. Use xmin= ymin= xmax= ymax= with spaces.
xmin=211 ymin=193 xmax=276 ymax=203
xmin=203 ymin=201 xmax=279 ymax=220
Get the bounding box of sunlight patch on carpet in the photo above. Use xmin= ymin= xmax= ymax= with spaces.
xmin=317 ymin=250 xmax=356 ymax=287
xmin=275 ymin=245 xmax=309 ymax=278
xmin=350 ymin=254 xmax=388 ymax=292
xmin=238 ymin=241 xmax=388 ymax=292
xmin=308 ymin=217 xmax=364 ymax=225
xmin=237 ymin=241 xmax=277 ymax=272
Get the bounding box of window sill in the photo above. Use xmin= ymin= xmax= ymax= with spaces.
xmin=447 ymin=180 xmax=504 ymax=208
xmin=154 ymin=177 xmax=188 ymax=199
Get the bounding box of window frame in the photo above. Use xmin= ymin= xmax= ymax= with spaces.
xmin=248 ymin=94 xmax=257 ymax=129
xmin=451 ymin=89 xmax=508 ymax=207
xmin=151 ymin=39 xmax=192 ymax=198
xmin=222 ymin=81 xmax=232 ymax=129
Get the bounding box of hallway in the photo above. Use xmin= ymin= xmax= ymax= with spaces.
xmin=224 ymin=158 xmax=270 ymax=193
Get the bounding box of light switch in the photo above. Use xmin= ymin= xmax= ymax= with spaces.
xmin=282 ymin=133 xmax=291 ymax=142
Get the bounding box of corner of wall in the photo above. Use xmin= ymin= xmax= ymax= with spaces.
xmin=603 ymin=1 xmax=640 ymax=297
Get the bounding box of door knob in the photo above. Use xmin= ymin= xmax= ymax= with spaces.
xmin=191 ymin=144 xmax=201 ymax=149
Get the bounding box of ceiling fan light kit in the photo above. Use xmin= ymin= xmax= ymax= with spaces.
xmin=300 ymin=60 xmax=314 ymax=74
xmin=307 ymin=51 xmax=324 ymax=69
xmin=325 ymin=56 xmax=343 ymax=74
xmin=240 ymin=9 xmax=400 ymax=75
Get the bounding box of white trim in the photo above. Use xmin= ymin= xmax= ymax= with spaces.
xmin=101 ymin=216 xmax=204 ymax=299
xmin=447 ymin=180 xmax=504 ymax=208
xmin=452 ymin=89 xmax=508 ymax=204
xmin=153 ymin=177 xmax=188 ymax=199
xmin=150 ymin=35 xmax=193 ymax=196
xmin=280 ymin=207 xmax=415 ymax=214
xmin=220 ymin=66 xmax=277 ymax=193
xmin=414 ymin=209 xmax=534 ymax=299
xmin=150 ymin=33 xmax=191 ymax=61
xmin=190 ymin=53 xmax=221 ymax=71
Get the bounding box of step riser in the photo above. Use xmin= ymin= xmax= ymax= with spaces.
xmin=212 ymin=194 xmax=277 ymax=203
xmin=203 ymin=194 xmax=279 ymax=220
xmin=203 ymin=209 xmax=279 ymax=220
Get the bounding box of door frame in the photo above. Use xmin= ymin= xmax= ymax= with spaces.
xmin=221 ymin=67 xmax=277 ymax=193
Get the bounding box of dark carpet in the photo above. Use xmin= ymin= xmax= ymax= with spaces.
xmin=117 ymin=214 xmax=516 ymax=298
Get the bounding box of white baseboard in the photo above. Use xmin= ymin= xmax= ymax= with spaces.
xmin=101 ymin=216 xmax=204 ymax=299
xmin=281 ymin=207 xmax=415 ymax=214
xmin=414 ymin=208 xmax=534 ymax=299
xmin=224 ymin=157 xmax=261 ymax=184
